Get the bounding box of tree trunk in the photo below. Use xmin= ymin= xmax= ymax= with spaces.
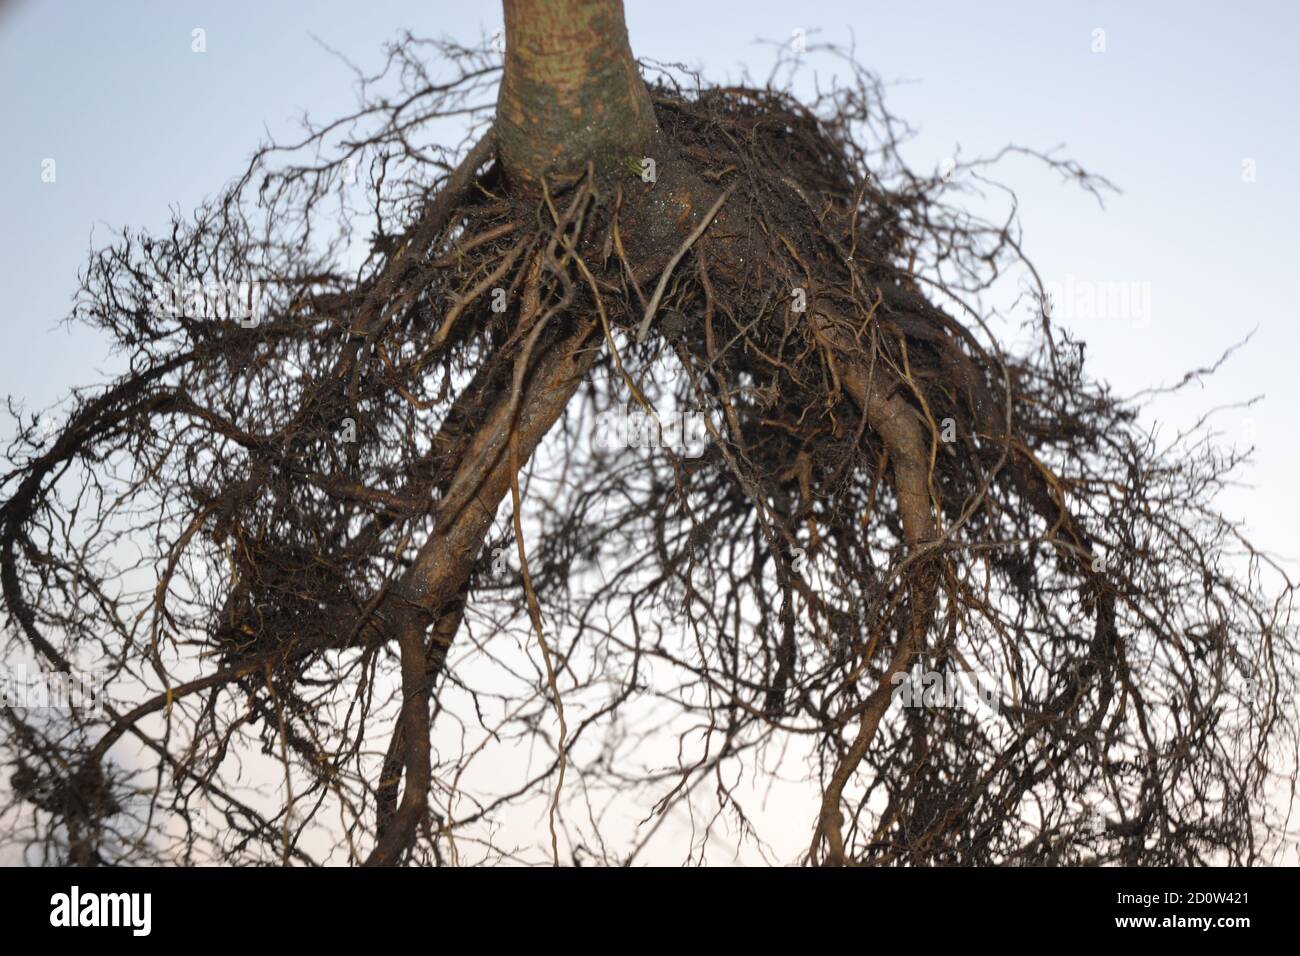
xmin=496 ymin=0 xmax=657 ymax=188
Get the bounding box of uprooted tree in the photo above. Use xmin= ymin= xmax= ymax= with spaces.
xmin=2 ymin=0 xmax=1297 ymax=866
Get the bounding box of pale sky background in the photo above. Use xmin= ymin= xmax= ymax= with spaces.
xmin=1 ymin=1 xmax=1298 ymax=863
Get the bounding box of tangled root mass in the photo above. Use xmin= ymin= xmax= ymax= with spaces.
xmin=2 ymin=37 xmax=1295 ymax=866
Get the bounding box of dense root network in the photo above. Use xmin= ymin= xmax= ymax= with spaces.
xmin=2 ymin=36 xmax=1296 ymax=865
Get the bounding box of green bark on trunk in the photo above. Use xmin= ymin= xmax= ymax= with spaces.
xmin=496 ymin=0 xmax=658 ymax=188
